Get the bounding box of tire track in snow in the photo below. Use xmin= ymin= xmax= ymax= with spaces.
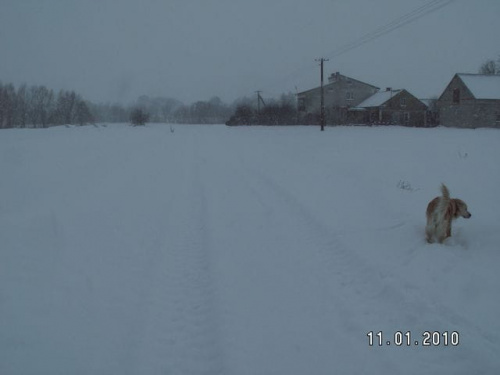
xmin=127 ymin=133 xmax=223 ymax=375
xmin=203 ymin=154 xmax=399 ymax=373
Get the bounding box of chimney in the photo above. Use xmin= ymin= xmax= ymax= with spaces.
xmin=386 ymin=87 xmax=392 ymax=92
xmin=329 ymin=72 xmax=341 ymax=83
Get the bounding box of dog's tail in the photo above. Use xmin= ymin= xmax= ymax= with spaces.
xmin=441 ymin=183 xmax=450 ymax=202
xmin=437 ymin=183 xmax=450 ymax=217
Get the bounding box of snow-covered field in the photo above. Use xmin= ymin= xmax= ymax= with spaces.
xmin=1 ymin=123 xmax=499 ymax=374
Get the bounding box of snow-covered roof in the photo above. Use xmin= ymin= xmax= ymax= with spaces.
xmin=419 ymin=99 xmax=433 ymax=107
xmin=458 ymin=74 xmax=500 ymax=100
xmin=356 ymin=89 xmax=402 ymax=108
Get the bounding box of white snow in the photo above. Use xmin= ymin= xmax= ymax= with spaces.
xmin=355 ymin=89 xmax=403 ymax=108
xmin=458 ymin=73 xmax=500 ymax=100
xmin=1 ymin=124 xmax=499 ymax=374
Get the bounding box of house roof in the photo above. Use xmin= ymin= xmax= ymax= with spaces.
xmin=356 ymin=89 xmax=403 ymax=108
xmin=297 ymin=72 xmax=379 ymax=95
xmin=419 ymin=99 xmax=434 ymax=108
xmin=458 ymin=73 xmax=500 ymax=100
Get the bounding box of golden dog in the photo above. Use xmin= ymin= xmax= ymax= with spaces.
xmin=425 ymin=184 xmax=471 ymax=243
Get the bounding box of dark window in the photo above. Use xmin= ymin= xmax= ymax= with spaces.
xmin=404 ymin=112 xmax=410 ymax=125
xmin=452 ymin=88 xmax=460 ymax=104
xmin=400 ymin=97 xmax=407 ymax=107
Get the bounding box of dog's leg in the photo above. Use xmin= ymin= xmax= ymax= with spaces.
xmin=446 ymin=223 xmax=452 ymax=239
xmin=425 ymin=221 xmax=434 ymax=243
xmin=437 ymin=229 xmax=447 ymax=244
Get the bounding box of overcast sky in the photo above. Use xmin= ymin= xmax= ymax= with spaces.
xmin=1 ymin=0 xmax=498 ymax=104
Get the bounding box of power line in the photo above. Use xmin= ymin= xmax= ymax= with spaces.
xmin=329 ymin=0 xmax=444 ymax=57
xmin=260 ymin=0 xmax=457 ymax=95
xmin=327 ymin=0 xmax=456 ymax=59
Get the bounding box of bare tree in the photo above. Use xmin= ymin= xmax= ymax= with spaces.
xmin=479 ymin=59 xmax=498 ymax=75
xmin=0 ymin=83 xmax=5 ymax=128
xmin=1 ymin=84 xmax=16 ymax=128
xmin=16 ymin=84 xmax=29 ymax=128
xmin=130 ymin=108 xmax=149 ymax=126
xmin=29 ymin=86 xmax=53 ymax=128
xmin=74 ymin=99 xmax=94 ymax=125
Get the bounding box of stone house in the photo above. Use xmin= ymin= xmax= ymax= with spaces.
xmin=437 ymin=73 xmax=500 ymax=128
xmin=348 ymin=88 xmax=429 ymax=127
xmin=297 ymin=72 xmax=379 ymax=124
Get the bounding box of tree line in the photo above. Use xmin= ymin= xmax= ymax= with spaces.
xmin=0 ymin=82 xmax=93 ymax=129
xmin=226 ymin=93 xmax=298 ymax=126
xmin=0 ymin=81 xmax=260 ymax=128
xmin=132 ymin=95 xmax=234 ymax=124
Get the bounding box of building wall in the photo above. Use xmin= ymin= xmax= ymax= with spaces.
xmin=382 ymin=90 xmax=427 ymax=127
xmin=437 ymin=75 xmax=500 ymax=128
xmin=347 ymin=90 xmax=428 ymax=127
xmin=298 ymin=73 xmax=378 ymax=124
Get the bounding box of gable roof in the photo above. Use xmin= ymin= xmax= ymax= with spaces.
xmin=457 ymin=73 xmax=500 ymax=100
xmin=297 ymin=72 xmax=379 ymax=95
xmin=355 ymin=89 xmax=428 ymax=109
xmin=356 ymin=89 xmax=402 ymax=108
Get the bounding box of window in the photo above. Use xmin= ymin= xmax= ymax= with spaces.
xmin=496 ymin=113 xmax=500 ymax=123
xmin=452 ymin=88 xmax=460 ymax=104
xmin=404 ymin=112 xmax=410 ymax=125
xmin=346 ymin=92 xmax=354 ymax=101
xmin=400 ymin=97 xmax=407 ymax=107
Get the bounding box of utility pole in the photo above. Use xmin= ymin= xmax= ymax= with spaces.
xmin=256 ymin=91 xmax=262 ymax=115
xmin=255 ymin=91 xmax=266 ymax=124
xmin=255 ymin=91 xmax=266 ymax=114
xmin=315 ymin=58 xmax=329 ymax=131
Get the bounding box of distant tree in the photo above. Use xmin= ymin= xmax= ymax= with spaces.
xmin=479 ymin=59 xmax=499 ymax=75
xmin=130 ymin=108 xmax=149 ymax=126
xmin=172 ymin=105 xmax=190 ymax=123
xmin=0 ymin=82 xmax=16 ymax=128
xmin=86 ymin=102 xmax=128 ymax=123
xmin=51 ymin=90 xmax=76 ymax=125
xmin=29 ymin=85 xmax=54 ymax=128
xmin=207 ymin=96 xmax=232 ymax=123
xmin=279 ymin=92 xmax=297 ymax=108
xmin=109 ymin=104 xmax=129 ymax=123
xmin=0 ymin=83 xmax=4 ymax=128
xmin=191 ymin=101 xmax=212 ymax=123
xmin=16 ymin=84 xmax=29 ymax=128
xmin=61 ymin=91 xmax=76 ymax=125
xmin=133 ymin=95 xmax=187 ymax=123
xmin=161 ymin=98 xmax=182 ymax=122
xmin=259 ymin=103 xmax=297 ymax=125
xmin=2 ymin=83 xmax=16 ymax=128
xmin=74 ymin=99 xmax=94 ymax=125
xmin=226 ymin=105 xmax=256 ymax=126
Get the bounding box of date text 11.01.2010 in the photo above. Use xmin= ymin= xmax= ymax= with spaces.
xmin=367 ymin=331 xmax=459 ymax=347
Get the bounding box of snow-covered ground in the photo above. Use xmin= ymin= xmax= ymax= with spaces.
xmin=1 ymin=123 xmax=499 ymax=374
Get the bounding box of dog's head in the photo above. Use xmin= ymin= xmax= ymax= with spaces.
xmin=450 ymin=199 xmax=471 ymax=219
